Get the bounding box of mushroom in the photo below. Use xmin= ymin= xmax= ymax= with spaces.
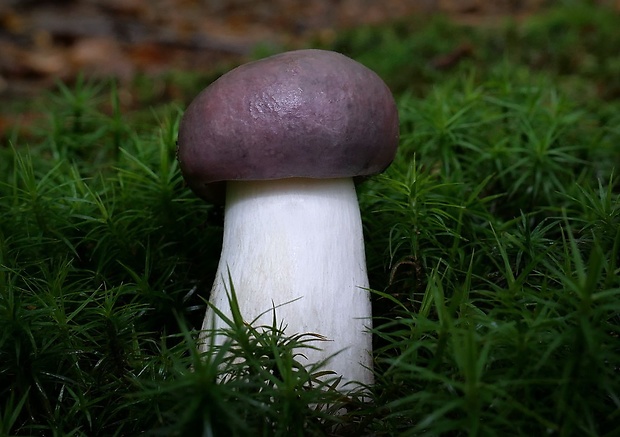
xmin=177 ymin=49 xmax=399 ymax=387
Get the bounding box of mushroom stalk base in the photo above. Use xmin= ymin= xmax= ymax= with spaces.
xmin=202 ymin=177 xmax=373 ymax=387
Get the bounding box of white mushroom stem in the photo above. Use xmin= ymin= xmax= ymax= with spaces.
xmin=201 ymin=177 xmax=373 ymax=387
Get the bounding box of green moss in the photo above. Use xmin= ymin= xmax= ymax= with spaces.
xmin=1 ymin=2 xmax=619 ymax=435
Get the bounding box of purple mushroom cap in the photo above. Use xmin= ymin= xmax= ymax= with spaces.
xmin=177 ymin=49 xmax=399 ymax=201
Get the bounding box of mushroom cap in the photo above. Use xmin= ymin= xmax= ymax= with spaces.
xmin=177 ymin=49 xmax=399 ymax=201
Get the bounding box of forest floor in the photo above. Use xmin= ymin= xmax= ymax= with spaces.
xmin=3 ymin=0 xmax=609 ymax=96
